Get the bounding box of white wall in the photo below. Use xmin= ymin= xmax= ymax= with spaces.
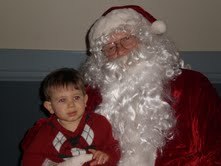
xmin=1 ymin=0 xmax=221 ymax=51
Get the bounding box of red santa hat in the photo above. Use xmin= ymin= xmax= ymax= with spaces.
xmin=89 ymin=5 xmax=166 ymax=47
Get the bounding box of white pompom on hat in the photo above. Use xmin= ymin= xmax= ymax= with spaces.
xmin=89 ymin=5 xmax=166 ymax=47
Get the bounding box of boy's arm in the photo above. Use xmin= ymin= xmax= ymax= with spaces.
xmin=21 ymin=118 xmax=49 ymax=166
xmin=95 ymin=116 xmax=121 ymax=166
xmin=102 ymin=138 xmax=121 ymax=166
xmin=22 ymin=152 xmax=46 ymax=166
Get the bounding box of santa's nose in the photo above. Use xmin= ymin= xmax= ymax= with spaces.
xmin=116 ymin=43 xmax=127 ymax=57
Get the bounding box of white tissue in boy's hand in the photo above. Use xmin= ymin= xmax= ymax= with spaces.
xmin=57 ymin=154 xmax=93 ymax=166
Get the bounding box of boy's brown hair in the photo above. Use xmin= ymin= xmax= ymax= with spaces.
xmin=41 ymin=68 xmax=86 ymax=101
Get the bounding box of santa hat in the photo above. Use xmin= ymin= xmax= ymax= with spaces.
xmin=89 ymin=5 xmax=166 ymax=47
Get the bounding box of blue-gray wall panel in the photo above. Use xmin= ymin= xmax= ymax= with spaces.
xmin=0 ymin=49 xmax=221 ymax=83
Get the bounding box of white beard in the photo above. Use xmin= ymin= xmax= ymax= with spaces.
xmin=81 ymin=39 xmax=184 ymax=166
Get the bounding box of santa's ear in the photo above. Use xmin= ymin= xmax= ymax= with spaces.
xmin=43 ymin=101 xmax=54 ymax=114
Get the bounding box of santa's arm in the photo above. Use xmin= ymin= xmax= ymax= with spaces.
xmin=180 ymin=76 xmax=221 ymax=164
xmin=156 ymin=73 xmax=221 ymax=165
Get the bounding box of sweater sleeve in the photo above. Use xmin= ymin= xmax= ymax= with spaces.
xmin=21 ymin=118 xmax=54 ymax=166
xmin=91 ymin=115 xmax=121 ymax=166
xmin=102 ymin=120 xmax=121 ymax=166
xmin=156 ymin=70 xmax=221 ymax=165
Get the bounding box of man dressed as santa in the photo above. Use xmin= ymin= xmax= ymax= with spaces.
xmin=81 ymin=5 xmax=221 ymax=166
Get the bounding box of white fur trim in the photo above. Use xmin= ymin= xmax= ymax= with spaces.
xmin=151 ymin=20 xmax=166 ymax=34
xmin=89 ymin=8 xmax=151 ymax=47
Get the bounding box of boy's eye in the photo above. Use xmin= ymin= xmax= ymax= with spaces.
xmin=74 ymin=96 xmax=80 ymax=101
xmin=58 ymin=98 xmax=66 ymax=103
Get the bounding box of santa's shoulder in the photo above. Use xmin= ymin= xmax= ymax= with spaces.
xmin=171 ymin=68 xmax=215 ymax=97
xmin=174 ymin=69 xmax=210 ymax=84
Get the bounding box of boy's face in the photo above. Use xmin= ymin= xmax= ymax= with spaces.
xmin=44 ymin=85 xmax=88 ymax=128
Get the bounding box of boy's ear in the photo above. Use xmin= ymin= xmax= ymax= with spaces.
xmin=43 ymin=101 xmax=54 ymax=114
xmin=84 ymin=94 xmax=88 ymax=106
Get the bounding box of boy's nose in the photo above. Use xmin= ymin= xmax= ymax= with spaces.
xmin=68 ymin=101 xmax=75 ymax=107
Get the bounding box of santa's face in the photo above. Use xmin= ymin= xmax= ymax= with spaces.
xmin=82 ymin=27 xmax=183 ymax=90
xmin=102 ymin=32 xmax=139 ymax=60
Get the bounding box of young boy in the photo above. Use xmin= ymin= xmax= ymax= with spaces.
xmin=21 ymin=68 xmax=121 ymax=166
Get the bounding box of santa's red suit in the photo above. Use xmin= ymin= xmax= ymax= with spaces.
xmin=86 ymin=69 xmax=221 ymax=165
xmin=156 ymin=69 xmax=221 ymax=165
xmin=81 ymin=5 xmax=221 ymax=166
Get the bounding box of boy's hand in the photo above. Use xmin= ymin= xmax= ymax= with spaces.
xmin=88 ymin=149 xmax=109 ymax=166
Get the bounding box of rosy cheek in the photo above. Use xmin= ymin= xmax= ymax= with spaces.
xmin=107 ymin=53 xmax=118 ymax=60
xmin=117 ymin=48 xmax=132 ymax=58
xmin=106 ymin=43 xmax=138 ymax=60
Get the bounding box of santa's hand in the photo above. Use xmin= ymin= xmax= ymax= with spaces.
xmin=57 ymin=154 xmax=93 ymax=166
